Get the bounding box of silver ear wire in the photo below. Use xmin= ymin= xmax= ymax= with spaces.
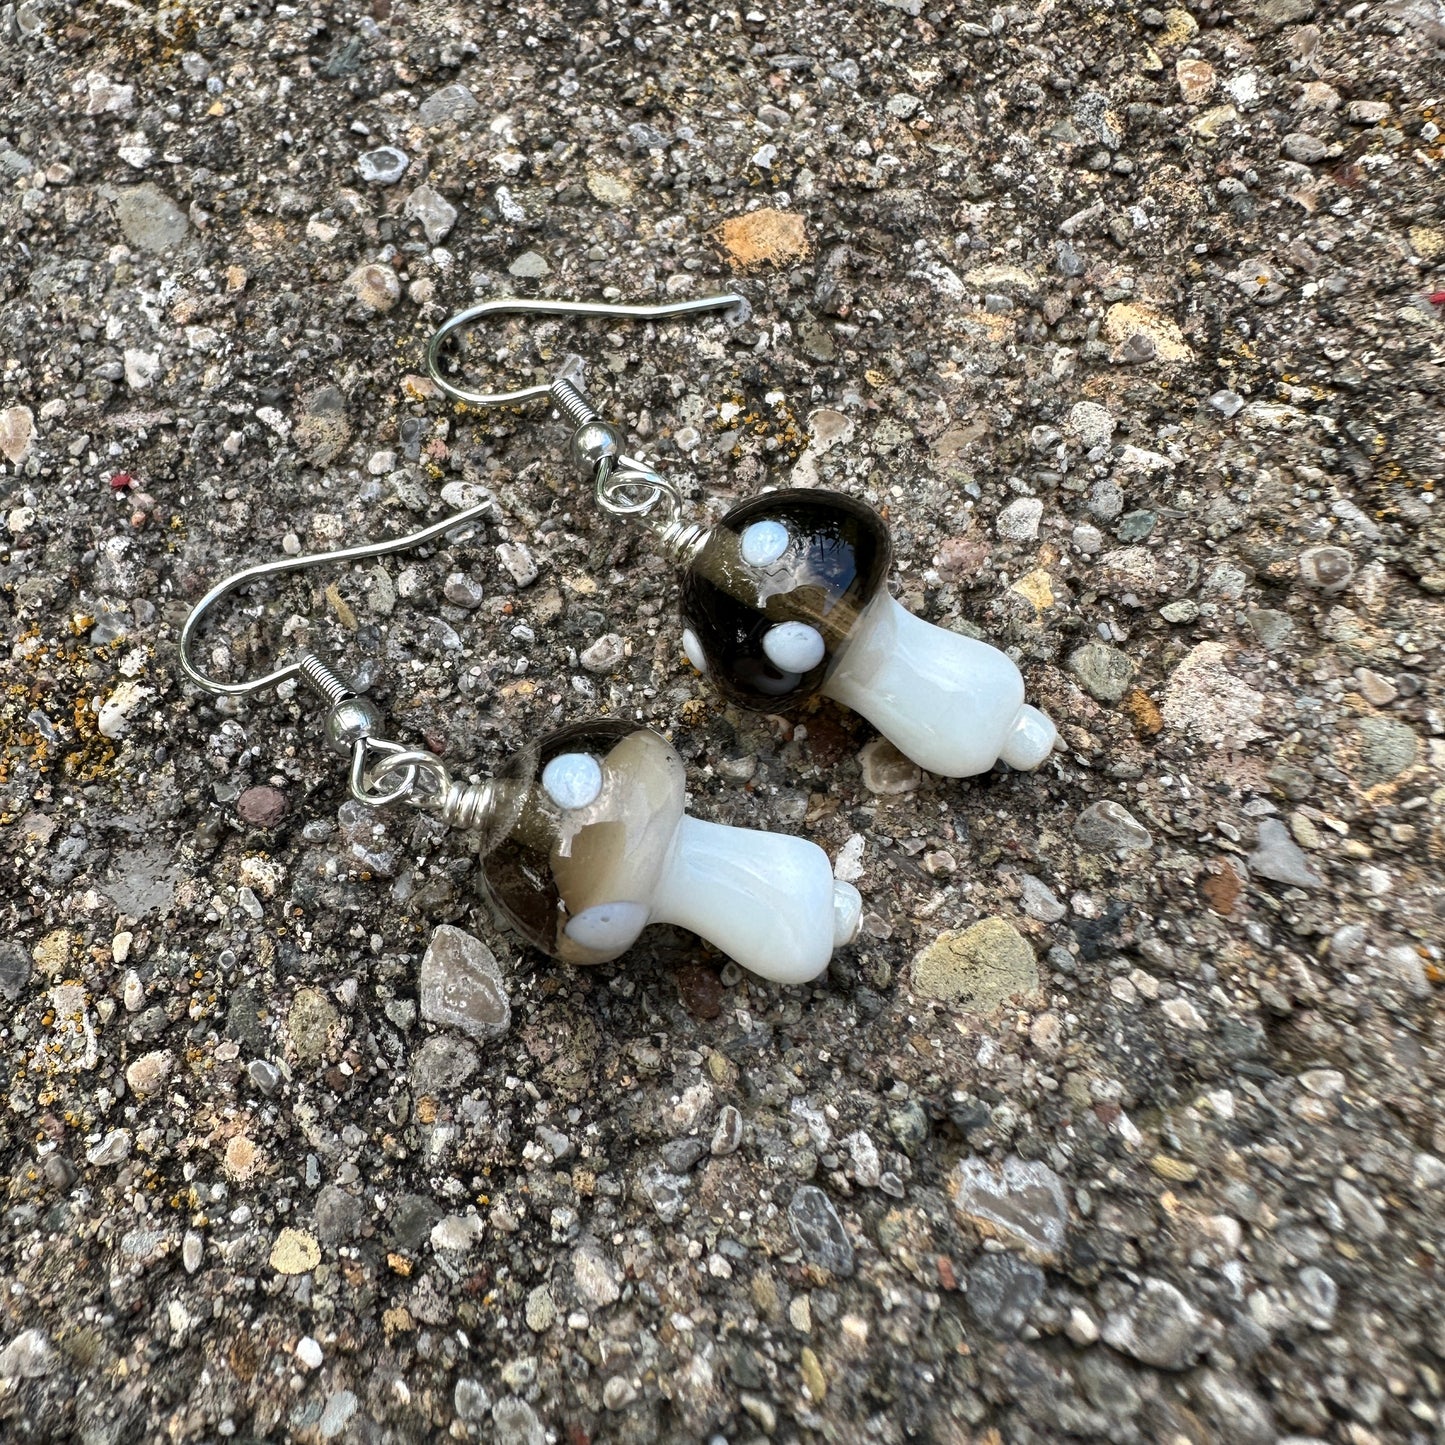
xmin=179 ymin=503 xmax=496 ymax=822
xmin=424 ymin=292 xmax=739 ymax=557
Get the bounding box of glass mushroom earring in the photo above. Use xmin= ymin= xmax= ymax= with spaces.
xmin=425 ymin=295 xmax=1057 ymax=778
xmin=178 ymin=510 xmax=860 ymax=984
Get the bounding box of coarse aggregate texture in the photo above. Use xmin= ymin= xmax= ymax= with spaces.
xmin=1 ymin=0 xmax=1444 ymax=1442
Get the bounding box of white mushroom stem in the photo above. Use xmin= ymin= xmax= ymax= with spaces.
xmin=822 ymin=592 xmax=1057 ymax=777
xmin=647 ymin=816 xmax=856 ymax=985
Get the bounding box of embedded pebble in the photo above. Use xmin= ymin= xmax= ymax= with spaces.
xmin=0 ymin=405 xmax=35 ymax=464
xmin=125 ymin=1048 xmax=173 ymax=1097
xmin=346 ymin=262 xmax=402 ymax=313
xmin=572 ymin=1239 xmax=624 ymax=1307
xmin=858 ymin=738 xmax=920 ymax=795
xmin=1073 ymin=800 xmax=1153 ymax=853
xmin=508 ymin=250 xmax=551 ymax=279
xmin=1067 ymin=401 xmax=1115 ymax=448
xmin=1101 ymin=1277 xmax=1209 ymax=1369
xmin=0 ymin=1329 xmax=57 ymax=1380
xmin=237 ymin=785 xmax=288 ymax=827
xmin=419 ymin=925 xmax=511 ymax=1042
xmin=952 ymin=1155 xmax=1070 ymax=1261
xmin=996 ymin=497 xmax=1044 ymax=541
xmin=788 ymin=1185 xmax=855 ymax=1277
xmin=357 ymin=146 xmax=409 ymax=184
xmin=912 ymin=918 xmax=1038 ymax=1009
xmin=443 ymin=572 xmax=484 ymax=609
xmin=404 ymin=183 xmax=458 ymax=244
xmin=580 ymin=633 xmax=626 ymax=674
xmin=966 ymin=1253 xmax=1045 ymax=1338
xmin=1249 ymin=818 xmax=1322 ymax=889
xmin=1298 ymin=545 xmax=1354 ymax=593
xmin=270 ymin=1228 xmax=321 ymax=1275
xmin=419 ymin=84 xmax=481 ymax=125
xmin=1067 ymin=642 xmax=1135 ymax=703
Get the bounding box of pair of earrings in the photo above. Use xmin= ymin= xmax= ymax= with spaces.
xmin=180 ymin=295 xmax=1056 ymax=986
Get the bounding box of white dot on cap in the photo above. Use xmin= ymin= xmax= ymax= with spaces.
xmin=564 ymin=900 xmax=649 ymax=956
xmin=541 ymin=752 xmax=604 ymax=810
xmin=681 ymin=627 xmax=708 ymax=675
xmin=761 ymin=620 xmax=827 ymax=674
xmin=739 ymin=518 xmax=790 ymax=567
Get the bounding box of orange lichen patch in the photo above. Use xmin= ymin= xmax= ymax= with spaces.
xmin=1123 ymin=689 xmax=1164 ymax=736
xmin=1201 ymin=860 xmax=1243 ymax=916
xmin=715 ymin=209 xmax=810 ymax=269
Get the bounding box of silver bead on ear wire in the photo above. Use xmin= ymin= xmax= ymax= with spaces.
xmin=179 ymin=505 xmax=497 ymax=824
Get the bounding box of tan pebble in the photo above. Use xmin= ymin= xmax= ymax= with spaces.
xmin=1149 ymin=1154 xmax=1199 ymax=1183
xmin=715 ymin=208 xmax=810 ymax=268
xmin=125 ymin=1049 xmax=173 ymax=1098
xmin=800 ymin=1345 xmax=827 ymax=1402
xmin=912 ymin=918 xmax=1038 ymax=1011
xmin=1176 ymin=58 xmax=1216 ymax=103
xmin=225 ymin=1135 xmax=257 ymax=1178
xmin=270 ymin=1228 xmax=321 ymax=1275
xmin=346 ymin=262 xmax=401 ymax=313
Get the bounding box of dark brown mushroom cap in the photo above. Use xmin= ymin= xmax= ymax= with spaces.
xmin=678 ymin=489 xmax=892 ymax=710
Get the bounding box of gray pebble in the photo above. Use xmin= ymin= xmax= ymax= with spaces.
xmin=0 ymin=944 xmax=31 ymax=1002
xmin=1282 ymin=131 xmax=1329 ymax=163
xmin=952 ymin=1155 xmax=1070 ymax=1260
xmin=1249 ymin=818 xmax=1322 ymax=889
xmin=1020 ymin=874 xmax=1066 ymax=923
xmin=1209 ymin=390 xmax=1245 ymax=417
xmin=966 ymin=1252 xmax=1045 ymax=1337
xmin=357 ymin=146 xmax=409 ymax=185
xmin=1072 ymin=523 xmax=1104 ymax=555
xmin=411 ymin=1034 xmax=480 ymax=1095
xmin=508 ymin=250 xmax=551 ymax=279
xmin=1298 ymin=545 xmax=1353 ymax=593
xmin=1089 ymin=478 xmax=1124 ymax=522
xmin=580 ymin=633 xmax=626 ymax=674
xmin=404 ymin=183 xmax=457 ymax=244
xmin=492 ymin=1398 xmax=546 ymax=1445
xmin=419 ymin=925 xmax=511 ymax=1042
xmin=1354 ymin=716 xmax=1418 ymax=783
xmin=182 ymin=1230 xmax=204 ymax=1274
xmin=1295 ymin=1265 xmax=1338 ymax=1329
xmin=497 ymin=541 xmax=539 ymax=587
xmin=247 ymin=1059 xmax=281 ymax=1094
xmin=996 ymin=497 xmax=1044 ymax=541
xmin=318 ymin=1390 xmax=358 ymax=1440
xmin=1102 ymin=1276 xmax=1209 ymax=1370
xmin=419 ymin=84 xmax=481 ymax=126
xmin=661 ymin=1137 xmax=709 ymax=1173
xmin=315 ymin=1185 xmax=367 ymax=1247
xmin=102 ymin=181 xmax=189 ymax=252
xmin=1067 ymin=642 xmax=1135 ymax=704
xmin=0 ymin=1329 xmax=56 ymax=1380
xmin=443 ymin=572 xmax=484 ymax=609
xmin=455 ymin=1379 xmax=491 ymax=1422
xmin=1248 ymin=608 xmax=1295 ymax=650
xmin=788 ymin=1184 xmax=855 ymax=1277
xmin=638 ymin=1163 xmax=691 ymax=1223
xmin=1073 ymin=800 xmax=1153 ymax=853
xmin=1334 ymin=1178 xmax=1386 ymax=1240
xmin=711 ymin=1104 xmax=743 ymax=1156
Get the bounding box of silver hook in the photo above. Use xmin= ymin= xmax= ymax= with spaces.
xmin=423 ymin=292 xmax=746 ymax=408
xmin=178 ymin=500 xmax=492 ymax=698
